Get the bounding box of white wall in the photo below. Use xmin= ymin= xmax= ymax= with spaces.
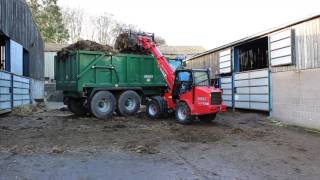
xmin=44 ymin=52 xmax=56 ymax=80
xmin=31 ymin=78 xmax=44 ymax=101
xmin=272 ymin=68 xmax=320 ymax=130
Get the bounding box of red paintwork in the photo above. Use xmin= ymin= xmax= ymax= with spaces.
xmin=138 ymin=35 xmax=227 ymax=116
xmin=163 ymin=87 xmax=227 ymax=115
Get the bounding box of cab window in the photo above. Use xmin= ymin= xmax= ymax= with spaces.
xmin=177 ymin=71 xmax=191 ymax=81
xmin=193 ymin=71 xmax=209 ymax=86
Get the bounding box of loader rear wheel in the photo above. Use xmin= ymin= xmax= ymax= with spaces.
xmin=199 ymin=114 xmax=216 ymax=123
xmin=146 ymin=96 xmax=167 ymax=119
xmin=90 ymin=91 xmax=116 ymax=120
xmin=68 ymin=98 xmax=87 ymax=116
xmin=175 ymin=102 xmax=194 ymax=125
xmin=117 ymin=90 xmax=141 ymax=116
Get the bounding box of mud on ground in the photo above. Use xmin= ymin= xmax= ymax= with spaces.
xmin=1 ymin=105 xmax=320 ymax=179
xmin=0 ymin=109 xmax=227 ymax=155
xmin=0 ymin=106 xmax=314 ymax=155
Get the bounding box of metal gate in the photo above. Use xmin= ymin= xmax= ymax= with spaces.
xmin=220 ymin=76 xmax=233 ymax=107
xmin=12 ymin=75 xmax=30 ymax=107
xmin=0 ymin=71 xmax=12 ymax=114
xmin=0 ymin=71 xmax=31 ymax=114
xmin=234 ymin=69 xmax=270 ymax=111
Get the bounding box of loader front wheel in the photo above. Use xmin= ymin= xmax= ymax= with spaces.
xmin=90 ymin=91 xmax=116 ymax=120
xmin=146 ymin=96 xmax=167 ymax=119
xmin=175 ymin=102 xmax=194 ymax=125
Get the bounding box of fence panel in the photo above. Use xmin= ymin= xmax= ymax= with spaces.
xmin=0 ymin=71 xmax=12 ymax=114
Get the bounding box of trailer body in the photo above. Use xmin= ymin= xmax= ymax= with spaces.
xmin=56 ymin=51 xmax=167 ymax=97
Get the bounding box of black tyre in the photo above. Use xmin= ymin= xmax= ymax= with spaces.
xmin=117 ymin=91 xmax=141 ymax=116
xmin=146 ymin=96 xmax=167 ymax=119
xmin=199 ymin=114 xmax=217 ymax=123
xmin=68 ymin=98 xmax=87 ymax=116
xmin=90 ymin=91 xmax=116 ymax=120
xmin=175 ymin=102 xmax=194 ymax=124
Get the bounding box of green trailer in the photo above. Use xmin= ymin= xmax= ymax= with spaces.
xmin=55 ymin=50 xmax=170 ymax=119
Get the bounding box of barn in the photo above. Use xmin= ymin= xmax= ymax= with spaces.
xmin=187 ymin=14 xmax=320 ymax=129
xmin=0 ymin=0 xmax=44 ymax=114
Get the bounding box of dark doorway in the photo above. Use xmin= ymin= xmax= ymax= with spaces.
xmin=0 ymin=33 xmax=6 ymax=71
xmin=234 ymin=37 xmax=269 ymax=72
xmin=23 ymin=49 xmax=30 ymax=77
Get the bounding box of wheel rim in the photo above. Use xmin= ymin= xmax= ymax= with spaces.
xmin=148 ymin=103 xmax=157 ymax=116
xmin=177 ymin=106 xmax=188 ymax=121
xmin=97 ymin=98 xmax=111 ymax=113
xmin=125 ymin=98 xmax=136 ymax=111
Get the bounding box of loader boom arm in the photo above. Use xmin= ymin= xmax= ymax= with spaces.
xmin=138 ymin=36 xmax=175 ymax=91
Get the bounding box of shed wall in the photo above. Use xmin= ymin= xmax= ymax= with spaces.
xmin=188 ymin=17 xmax=320 ymax=74
xmin=0 ymin=0 xmax=44 ymax=79
xmin=272 ymin=68 xmax=320 ymax=129
xmin=186 ymin=52 xmax=219 ymax=78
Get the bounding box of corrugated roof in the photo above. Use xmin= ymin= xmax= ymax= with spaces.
xmin=188 ymin=14 xmax=320 ymax=61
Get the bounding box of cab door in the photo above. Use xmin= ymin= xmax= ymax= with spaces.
xmin=172 ymin=70 xmax=193 ymax=101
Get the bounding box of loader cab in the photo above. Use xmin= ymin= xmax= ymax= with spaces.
xmin=172 ymin=69 xmax=210 ymax=101
xmin=168 ymin=58 xmax=184 ymax=71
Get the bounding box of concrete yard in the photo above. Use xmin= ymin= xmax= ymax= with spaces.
xmin=0 ymin=103 xmax=320 ymax=180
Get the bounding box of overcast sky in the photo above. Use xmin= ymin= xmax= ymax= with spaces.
xmin=58 ymin=0 xmax=319 ymax=49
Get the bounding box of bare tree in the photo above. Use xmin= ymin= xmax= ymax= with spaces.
xmin=59 ymin=8 xmax=167 ymax=46
xmin=90 ymin=13 xmax=139 ymax=45
xmin=110 ymin=22 xmax=137 ymax=44
xmin=62 ymin=7 xmax=84 ymax=43
xmin=92 ymin=13 xmax=115 ymax=45
xmin=155 ymin=36 xmax=166 ymax=46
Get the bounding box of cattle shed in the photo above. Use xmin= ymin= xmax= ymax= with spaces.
xmin=0 ymin=0 xmax=44 ymax=114
xmin=187 ymin=15 xmax=320 ymax=129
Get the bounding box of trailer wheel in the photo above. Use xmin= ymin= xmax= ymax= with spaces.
xmin=199 ymin=114 xmax=217 ymax=123
xmin=68 ymin=98 xmax=87 ymax=116
xmin=90 ymin=91 xmax=116 ymax=120
xmin=117 ymin=90 xmax=141 ymax=116
xmin=175 ymin=102 xmax=194 ymax=124
xmin=146 ymin=96 xmax=167 ymax=119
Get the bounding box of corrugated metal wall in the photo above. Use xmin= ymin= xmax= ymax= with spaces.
xmin=0 ymin=0 xmax=44 ymax=79
xmin=271 ymin=18 xmax=320 ymax=72
xmin=186 ymin=52 xmax=219 ymax=78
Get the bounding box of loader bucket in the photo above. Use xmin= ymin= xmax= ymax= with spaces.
xmin=114 ymin=30 xmax=154 ymax=54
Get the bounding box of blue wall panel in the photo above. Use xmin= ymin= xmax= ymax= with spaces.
xmin=10 ymin=40 xmax=23 ymax=75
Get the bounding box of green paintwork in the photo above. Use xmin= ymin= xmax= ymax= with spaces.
xmin=55 ymin=51 xmax=167 ymax=96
